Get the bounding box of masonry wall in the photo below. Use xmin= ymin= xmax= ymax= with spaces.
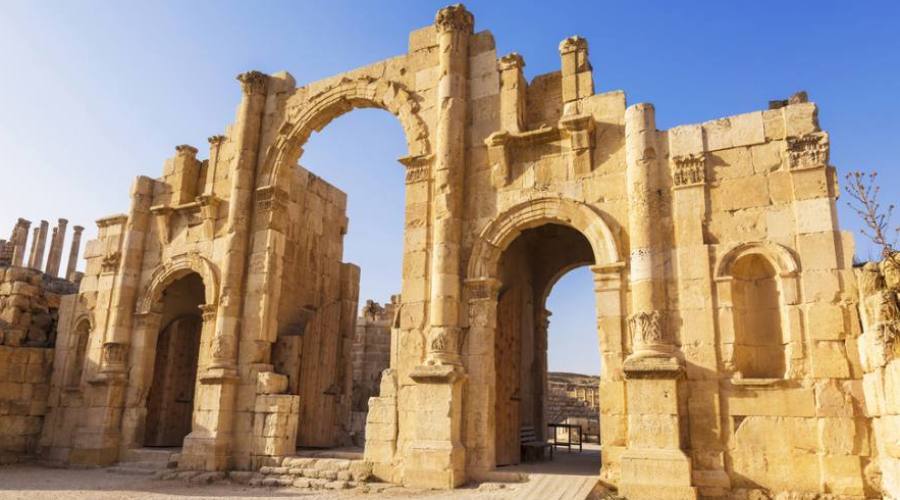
xmin=349 ymin=299 xmax=395 ymax=444
xmin=0 ymin=345 xmax=52 ymax=463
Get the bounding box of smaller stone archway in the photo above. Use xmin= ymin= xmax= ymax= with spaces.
xmin=463 ymin=196 xmax=627 ymax=477
xmin=120 ymin=254 xmax=220 ymax=452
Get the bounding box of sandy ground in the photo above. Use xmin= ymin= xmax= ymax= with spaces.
xmin=0 ymin=464 xmax=524 ymax=500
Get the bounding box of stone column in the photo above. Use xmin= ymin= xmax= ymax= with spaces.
xmin=66 ymin=225 xmax=84 ymax=281
xmin=405 ymin=7 xmax=472 ymax=489
xmin=10 ymin=218 xmax=31 ymax=267
xmin=45 ymin=218 xmax=68 ymax=277
xmin=100 ymin=178 xmax=153 ymax=376
xmin=620 ymin=104 xmax=696 ymax=500
xmin=205 ymin=70 xmax=267 ymax=377
xmin=424 ymin=3 xmax=472 ymax=368
xmin=623 ymin=104 xmax=672 ymax=362
xmin=559 ymin=36 xmax=594 ymax=106
xmin=28 ymin=220 xmax=48 ymax=269
xmin=179 ymin=71 xmax=268 ymax=473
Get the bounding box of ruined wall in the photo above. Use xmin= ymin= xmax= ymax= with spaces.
xmin=0 ymin=345 xmax=53 ymax=463
xmin=857 ymin=253 xmax=900 ymax=498
xmin=349 ymin=298 xmax=395 ymax=444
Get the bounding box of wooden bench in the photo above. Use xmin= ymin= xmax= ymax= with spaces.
xmin=520 ymin=426 xmax=553 ymax=462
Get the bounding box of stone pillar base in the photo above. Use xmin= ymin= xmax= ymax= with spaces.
xmin=179 ymin=433 xmax=231 ymax=471
xmin=403 ymin=364 xmax=466 ymax=489
xmin=620 ymin=448 xmax=697 ymax=500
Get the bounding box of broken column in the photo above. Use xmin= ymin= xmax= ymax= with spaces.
xmin=10 ymin=218 xmax=31 ymax=267
xmin=44 ymin=218 xmax=68 ymax=277
xmin=65 ymin=225 xmax=84 ymax=281
xmin=27 ymin=220 xmax=48 ymax=269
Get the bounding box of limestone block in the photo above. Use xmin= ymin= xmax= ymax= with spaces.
xmin=806 ymin=302 xmax=846 ymax=341
xmin=710 ymin=176 xmax=769 ymax=212
xmin=794 ymin=197 xmax=836 ymax=234
xmin=256 ymin=371 xmax=288 ymax=395
xmin=726 ymin=387 xmax=816 ymax=417
xmin=811 ymin=341 xmax=851 ymax=379
xmin=784 ymin=102 xmax=819 ymax=137
xmin=762 ymin=109 xmax=785 ymax=141
xmin=729 ymin=112 xmax=766 ymax=148
xmin=749 ymin=141 xmax=783 ymax=174
xmin=819 ymin=454 xmax=865 ymax=496
xmin=668 ymin=124 xmax=704 ymax=157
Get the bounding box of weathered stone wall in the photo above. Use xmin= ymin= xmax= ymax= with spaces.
xmin=857 ymin=253 xmax=900 ymax=498
xmin=349 ymin=297 xmax=395 ymax=444
xmin=0 ymin=345 xmax=53 ymax=463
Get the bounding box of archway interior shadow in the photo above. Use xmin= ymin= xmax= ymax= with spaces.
xmin=493 ymin=223 xmax=601 ymax=476
xmin=144 ymin=273 xmax=204 ymax=448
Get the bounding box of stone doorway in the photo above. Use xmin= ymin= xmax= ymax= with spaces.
xmin=142 ymin=273 xmax=204 ymax=448
xmin=493 ymin=223 xmax=598 ymax=467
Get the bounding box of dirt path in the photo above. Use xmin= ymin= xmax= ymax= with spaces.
xmin=0 ymin=464 xmax=523 ymax=500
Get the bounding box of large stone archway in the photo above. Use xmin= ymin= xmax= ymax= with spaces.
xmin=462 ymin=196 xmax=627 ymax=478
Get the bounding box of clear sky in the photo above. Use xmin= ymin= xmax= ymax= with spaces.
xmin=2 ymin=1 xmax=898 ymax=375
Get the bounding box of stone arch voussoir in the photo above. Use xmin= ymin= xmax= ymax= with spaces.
xmin=136 ymin=252 xmax=220 ymax=315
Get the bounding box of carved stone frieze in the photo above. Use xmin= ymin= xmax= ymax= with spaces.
xmin=672 ymin=153 xmax=707 ymax=186
xmin=786 ymin=132 xmax=829 ymax=170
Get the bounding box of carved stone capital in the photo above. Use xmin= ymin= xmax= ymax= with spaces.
xmin=175 ymin=144 xmax=198 ymax=157
xmin=425 ymin=326 xmax=463 ymax=366
xmin=207 ymin=135 xmax=226 ymax=146
xmin=559 ymin=35 xmax=588 ymax=55
xmin=237 ymin=70 xmax=268 ymax=96
xmin=199 ymin=304 xmax=217 ymax=323
xmin=100 ymin=342 xmax=127 ymax=373
xmin=434 ymin=4 xmax=474 ymax=33
xmin=398 ymin=153 xmax=432 ymax=184
xmin=498 ymin=53 xmax=525 ymax=71
xmin=627 ymin=310 xmax=674 ymax=357
xmin=672 ymin=153 xmax=707 ymax=187
xmin=786 ymin=132 xmax=829 ymax=170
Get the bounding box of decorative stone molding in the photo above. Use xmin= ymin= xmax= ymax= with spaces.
xmin=237 ymin=70 xmax=268 ymax=96
xmin=398 ymin=153 xmax=432 ymax=184
xmin=628 ymin=310 xmax=672 ymax=354
xmin=559 ymin=114 xmax=595 ymax=176
xmin=786 ymin=132 xmax=829 ymax=170
xmin=434 ymin=4 xmax=473 ymax=33
xmin=672 ymin=153 xmax=707 ymax=187
xmin=137 ymin=252 xmax=220 ymax=315
xmin=100 ymin=251 xmax=121 ymax=274
xmin=149 ymin=205 xmax=173 ymax=244
xmin=199 ymin=303 xmax=217 ymax=323
xmin=196 ymin=194 xmax=219 ymax=239
xmin=97 ymin=341 xmax=127 ymax=377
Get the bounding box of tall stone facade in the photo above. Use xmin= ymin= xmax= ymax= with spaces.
xmin=12 ymin=4 xmax=895 ymax=499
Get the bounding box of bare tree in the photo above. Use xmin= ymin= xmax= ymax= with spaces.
xmin=844 ymin=171 xmax=898 ymax=257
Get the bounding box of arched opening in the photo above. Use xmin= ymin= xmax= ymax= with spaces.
xmin=143 ymin=272 xmax=204 ymax=447
xmin=731 ymin=254 xmax=786 ymax=378
xmin=493 ymin=223 xmax=600 ymax=475
xmin=66 ymin=319 xmax=90 ymax=388
xmin=269 ymin=107 xmax=406 ymax=450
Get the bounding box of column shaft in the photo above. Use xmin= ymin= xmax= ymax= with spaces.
xmin=11 ymin=219 xmax=31 ymax=267
xmin=66 ymin=225 xmax=84 ymax=281
xmin=28 ymin=220 xmax=48 ymax=270
xmin=45 ymin=218 xmax=68 ymax=277
xmin=425 ymin=5 xmax=472 ymax=366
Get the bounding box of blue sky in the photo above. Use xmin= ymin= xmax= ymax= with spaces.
xmin=1 ymin=1 xmax=898 ymax=375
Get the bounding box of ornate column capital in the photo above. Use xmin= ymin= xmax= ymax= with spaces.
xmin=175 ymin=144 xmax=198 ymax=157
xmin=434 ymin=4 xmax=474 ymax=33
xmin=208 ymin=135 xmax=227 ymax=146
xmin=237 ymin=70 xmax=268 ymax=96
xmin=498 ymin=52 xmax=525 ymax=71
xmin=559 ymin=35 xmax=588 ymax=55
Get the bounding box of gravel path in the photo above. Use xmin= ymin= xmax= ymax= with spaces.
xmin=0 ymin=464 xmax=523 ymax=500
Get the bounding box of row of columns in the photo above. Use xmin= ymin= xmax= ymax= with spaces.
xmin=6 ymin=217 xmax=83 ymax=280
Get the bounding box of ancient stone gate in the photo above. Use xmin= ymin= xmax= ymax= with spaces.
xmin=37 ymin=4 xmax=892 ymax=499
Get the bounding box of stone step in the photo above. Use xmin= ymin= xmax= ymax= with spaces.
xmin=120 ymin=448 xmax=178 ymax=465
xmin=107 ymin=462 xmax=165 ymax=476
xmin=257 ymin=456 xmax=372 ymax=483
